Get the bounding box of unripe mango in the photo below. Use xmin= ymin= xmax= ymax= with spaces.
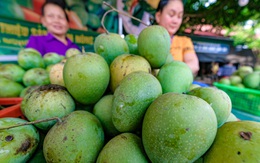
xmin=112 ymin=71 xmax=162 ymax=132
xmin=142 ymin=93 xmax=217 ymax=162
xmin=63 ymin=52 xmax=110 ymax=105
xmin=0 ymin=118 xmax=39 ymax=163
xmin=43 ymin=110 xmax=104 ymax=162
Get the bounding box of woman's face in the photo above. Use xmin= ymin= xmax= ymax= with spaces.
xmin=155 ymin=0 xmax=184 ymax=36
xmin=41 ymin=3 xmax=69 ymax=37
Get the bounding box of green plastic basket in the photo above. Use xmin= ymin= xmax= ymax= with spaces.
xmin=213 ymin=82 xmax=260 ymax=116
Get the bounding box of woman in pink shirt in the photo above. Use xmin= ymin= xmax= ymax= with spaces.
xmin=26 ymin=1 xmax=79 ymax=56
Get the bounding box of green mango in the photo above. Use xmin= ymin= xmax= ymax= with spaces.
xmin=225 ymin=113 xmax=238 ymax=122
xmin=0 ymin=118 xmax=39 ymax=162
xmin=87 ymin=13 xmax=101 ymax=29
xmin=242 ymin=72 xmax=260 ymax=89
xmin=112 ymin=71 xmax=162 ymax=132
xmin=17 ymin=48 xmax=45 ymax=70
xmin=238 ymin=66 xmax=253 ymax=78
xmin=43 ymin=110 xmax=105 ymax=162
xmin=138 ymin=25 xmax=171 ymax=69
xmin=204 ymin=121 xmax=260 ymax=162
xmin=21 ymin=84 xmax=75 ymax=131
xmin=109 ymin=54 xmax=151 ymax=92
xmin=96 ymin=133 xmax=149 ymax=163
xmin=219 ymin=78 xmax=231 ymax=85
xmin=19 ymin=86 xmax=39 ymax=98
xmin=45 ymin=64 xmax=54 ymax=73
xmin=93 ymin=94 xmax=120 ymax=138
xmin=0 ymin=77 xmax=24 ymax=97
xmin=189 ymin=84 xmax=201 ymax=91
xmin=63 ymin=52 xmax=110 ymax=105
xmin=22 ymin=68 xmax=50 ymax=87
xmin=234 ymin=83 xmax=245 ymax=88
xmin=142 ymin=93 xmax=217 ymax=162
xmin=230 ymin=75 xmax=242 ymax=85
xmin=43 ymin=52 xmax=62 ymax=67
xmin=124 ymin=34 xmax=139 ymax=55
xmin=0 ymin=64 xmax=25 ymax=83
xmin=165 ymin=53 xmax=174 ymax=64
xmin=187 ymin=87 xmax=232 ymax=127
xmin=157 ymin=61 xmax=193 ymax=94
xmin=94 ymin=33 xmax=129 ymax=65
xmin=65 ymin=48 xmax=81 ymax=58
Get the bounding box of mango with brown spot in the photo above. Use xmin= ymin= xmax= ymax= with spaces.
xmin=0 ymin=118 xmax=39 ymax=162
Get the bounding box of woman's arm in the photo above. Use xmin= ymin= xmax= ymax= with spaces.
xmin=184 ymin=53 xmax=200 ymax=76
xmin=182 ymin=37 xmax=200 ymax=76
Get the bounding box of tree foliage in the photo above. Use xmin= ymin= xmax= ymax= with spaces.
xmin=181 ymin=0 xmax=260 ymax=50
xmin=182 ymin=0 xmax=259 ymax=28
xmin=226 ymin=24 xmax=260 ymax=48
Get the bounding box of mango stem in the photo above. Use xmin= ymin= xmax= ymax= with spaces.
xmin=101 ymin=9 xmax=114 ymax=34
xmin=0 ymin=117 xmax=62 ymax=130
xmin=82 ymin=46 xmax=85 ymax=54
xmin=101 ymin=1 xmax=149 ymax=34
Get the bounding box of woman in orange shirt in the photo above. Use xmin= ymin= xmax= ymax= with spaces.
xmin=155 ymin=0 xmax=199 ymax=75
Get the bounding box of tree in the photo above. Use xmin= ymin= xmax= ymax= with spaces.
xmin=181 ymin=0 xmax=260 ymax=53
xmin=182 ymin=0 xmax=259 ymax=28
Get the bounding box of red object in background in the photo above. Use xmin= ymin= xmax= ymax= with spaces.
xmin=21 ymin=6 xmax=41 ymax=23
xmin=33 ymin=0 xmax=45 ymax=15
xmin=0 ymin=98 xmax=26 ymax=119
xmin=67 ymin=10 xmax=86 ymax=30
xmin=0 ymin=98 xmax=23 ymax=105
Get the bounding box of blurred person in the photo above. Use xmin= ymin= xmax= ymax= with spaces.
xmin=218 ymin=61 xmax=236 ymax=78
xmin=155 ymin=0 xmax=199 ymax=75
xmin=211 ymin=62 xmax=219 ymax=81
xmin=26 ymin=0 xmax=80 ymax=56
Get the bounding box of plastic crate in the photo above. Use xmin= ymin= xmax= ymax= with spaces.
xmin=213 ymin=82 xmax=260 ymax=116
xmin=0 ymin=98 xmax=26 ymax=119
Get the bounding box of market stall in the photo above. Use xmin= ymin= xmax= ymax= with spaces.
xmin=0 ymin=0 xmax=259 ymax=162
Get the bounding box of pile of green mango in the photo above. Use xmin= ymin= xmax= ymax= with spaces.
xmin=0 ymin=48 xmax=65 ymax=98
xmin=0 ymin=24 xmax=259 ymax=162
xmin=219 ymin=65 xmax=260 ymax=90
